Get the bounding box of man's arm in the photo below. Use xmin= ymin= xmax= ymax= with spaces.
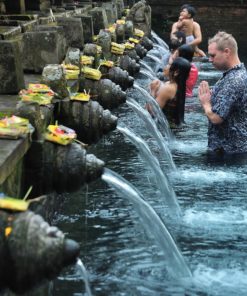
xmin=170 ymin=21 xmax=178 ymax=39
xmin=198 ymin=81 xmax=223 ymax=124
xmin=189 ymin=21 xmax=202 ymax=47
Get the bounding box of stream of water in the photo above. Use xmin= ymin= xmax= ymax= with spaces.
xmin=51 ymin=35 xmax=247 ymax=296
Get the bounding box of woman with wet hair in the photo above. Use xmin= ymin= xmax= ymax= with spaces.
xmin=150 ymin=57 xmax=191 ymax=125
xmin=178 ymin=44 xmax=198 ymax=97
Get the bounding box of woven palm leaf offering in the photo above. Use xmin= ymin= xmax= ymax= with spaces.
xmin=128 ymin=37 xmax=140 ymax=44
xmin=0 ymin=115 xmax=34 ymax=139
xmin=44 ymin=124 xmax=77 ymax=145
xmin=70 ymin=89 xmax=91 ymax=102
xmin=81 ymin=66 xmax=102 ymax=80
xmin=134 ymin=28 xmax=145 ymax=38
xmin=62 ymin=63 xmax=80 ymax=80
xmin=80 ymin=55 xmax=94 ymax=66
xmin=19 ymin=83 xmax=55 ymax=106
xmin=111 ymin=42 xmax=125 ymax=55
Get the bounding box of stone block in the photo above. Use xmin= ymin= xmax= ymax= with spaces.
xmin=22 ymin=30 xmax=66 ymax=73
xmin=34 ymin=25 xmax=67 ymax=61
xmin=75 ymin=14 xmax=93 ymax=43
xmin=56 ymin=17 xmax=84 ymax=48
xmin=0 ymin=25 xmax=22 ymax=40
xmin=89 ymin=7 xmax=108 ymax=35
xmin=0 ymin=40 xmax=24 ymax=94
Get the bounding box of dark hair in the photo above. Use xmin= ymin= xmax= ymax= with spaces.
xmin=169 ymin=57 xmax=191 ymax=124
xmin=180 ymin=4 xmax=196 ymax=18
xmin=169 ymin=31 xmax=186 ymax=51
xmin=169 ymin=57 xmax=191 ymax=84
xmin=178 ymin=44 xmax=195 ymax=62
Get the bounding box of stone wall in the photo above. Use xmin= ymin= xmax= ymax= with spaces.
xmin=149 ymin=0 xmax=247 ymax=57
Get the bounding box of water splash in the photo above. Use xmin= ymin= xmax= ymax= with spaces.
xmin=76 ymin=259 xmax=93 ymax=296
xmin=139 ymin=69 xmax=156 ymax=80
xmin=133 ymin=83 xmax=173 ymax=141
xmin=117 ymin=126 xmax=181 ymax=218
xmin=151 ymin=30 xmax=169 ymax=49
xmin=139 ymin=60 xmax=157 ymax=77
xmin=146 ymin=53 xmax=163 ymax=66
xmin=127 ymin=98 xmax=176 ymax=170
xmin=102 ymin=168 xmax=192 ymax=279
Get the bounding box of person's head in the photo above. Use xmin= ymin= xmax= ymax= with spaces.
xmin=178 ymin=44 xmax=195 ymax=62
xmin=208 ymin=31 xmax=239 ymax=70
xmin=169 ymin=31 xmax=186 ymax=52
xmin=169 ymin=57 xmax=191 ymax=84
xmin=180 ymin=5 xmax=196 ymax=19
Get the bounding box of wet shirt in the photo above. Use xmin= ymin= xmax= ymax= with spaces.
xmin=208 ymin=63 xmax=247 ymax=153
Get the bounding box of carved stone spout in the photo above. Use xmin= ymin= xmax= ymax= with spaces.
xmin=0 ymin=210 xmax=80 ymax=294
xmin=56 ymin=99 xmax=118 ymax=143
xmin=140 ymin=36 xmax=154 ymax=51
xmin=100 ymin=65 xmax=134 ymax=90
xmin=79 ymin=77 xmax=126 ymax=109
xmin=135 ymin=43 xmax=147 ymax=58
xmin=119 ymin=55 xmax=140 ymax=76
xmin=24 ymin=142 xmax=105 ymax=196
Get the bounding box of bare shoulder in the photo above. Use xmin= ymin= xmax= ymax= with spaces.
xmin=193 ymin=21 xmax=201 ymax=29
xmin=160 ymin=81 xmax=177 ymax=96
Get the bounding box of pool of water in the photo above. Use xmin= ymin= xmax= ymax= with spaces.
xmin=51 ymin=48 xmax=247 ymax=296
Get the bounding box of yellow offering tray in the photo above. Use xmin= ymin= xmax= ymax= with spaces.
xmin=99 ymin=60 xmax=114 ymax=68
xmin=70 ymin=92 xmax=90 ymax=102
xmin=125 ymin=42 xmax=135 ymax=49
xmin=128 ymin=37 xmax=140 ymax=44
xmin=111 ymin=42 xmax=125 ymax=55
xmin=28 ymin=83 xmax=54 ymax=94
xmin=20 ymin=91 xmax=53 ymax=105
xmin=134 ymin=28 xmax=144 ymax=38
xmin=45 ymin=124 xmax=77 ymax=145
xmin=116 ymin=19 xmax=125 ymax=25
xmin=80 ymin=55 xmax=94 ymax=66
xmin=0 ymin=197 xmax=29 ymax=212
xmin=82 ymin=67 xmax=102 ymax=80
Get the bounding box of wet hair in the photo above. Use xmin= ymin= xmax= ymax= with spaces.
xmin=178 ymin=44 xmax=195 ymax=62
xmin=208 ymin=31 xmax=238 ymax=54
xmin=169 ymin=57 xmax=191 ymax=83
xmin=169 ymin=31 xmax=186 ymax=51
xmin=180 ymin=4 xmax=196 ymax=18
xmin=169 ymin=57 xmax=191 ymax=124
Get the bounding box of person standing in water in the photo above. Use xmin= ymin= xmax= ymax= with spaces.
xmin=150 ymin=57 xmax=191 ymax=125
xmin=198 ymin=31 xmax=247 ymax=154
xmin=171 ymin=4 xmax=206 ymax=57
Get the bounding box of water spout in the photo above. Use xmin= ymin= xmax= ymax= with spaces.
xmin=127 ymin=98 xmax=176 ymax=170
xmin=133 ymin=83 xmax=173 ymax=141
xmin=102 ymin=168 xmax=192 ymax=279
xmin=117 ymin=126 xmax=181 ymax=218
xmin=139 ymin=69 xmax=156 ymax=80
xmin=151 ymin=31 xmax=169 ymax=50
xmin=139 ymin=60 xmax=157 ymax=77
xmin=146 ymin=53 xmax=163 ymax=66
xmin=76 ymin=258 xmax=93 ymax=296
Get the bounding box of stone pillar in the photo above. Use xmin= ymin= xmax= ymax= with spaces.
xmin=89 ymin=7 xmax=108 ymax=35
xmin=22 ymin=29 xmax=67 ymax=73
xmin=97 ymin=29 xmax=112 ymax=60
xmin=75 ymin=14 xmax=94 ymax=43
xmin=0 ymin=40 xmax=25 ymax=94
xmin=56 ymin=17 xmax=84 ymax=48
